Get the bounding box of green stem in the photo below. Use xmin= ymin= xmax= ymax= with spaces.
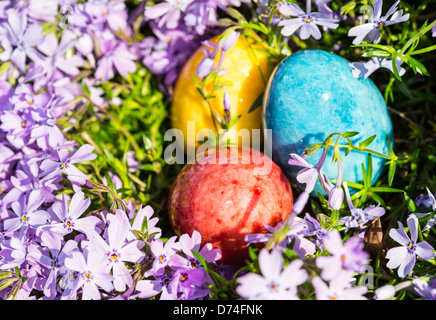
xmin=400 ymin=20 xmax=436 ymax=55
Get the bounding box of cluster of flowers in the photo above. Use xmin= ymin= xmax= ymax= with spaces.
xmin=142 ymin=0 xmax=250 ymax=93
xmin=1 ymin=0 xmax=436 ymax=301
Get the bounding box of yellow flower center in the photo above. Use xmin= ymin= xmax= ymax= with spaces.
xmin=305 ymin=17 xmax=311 ymax=23
xmin=21 ymin=121 xmax=26 ymax=128
xmin=110 ymin=253 xmax=118 ymax=260
xmin=21 ymin=216 xmax=27 ymax=222
xmin=379 ymin=22 xmax=383 ymax=28
xmin=85 ymin=273 xmax=92 ymax=279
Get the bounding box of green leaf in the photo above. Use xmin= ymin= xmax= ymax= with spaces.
xmin=248 ymin=92 xmax=264 ymax=113
xmin=0 ymin=271 xmax=12 ymax=281
xmin=240 ymin=22 xmax=269 ymax=35
xmin=361 ymin=50 xmax=392 ymax=58
xmin=409 ymin=44 xmax=436 ymax=56
xmin=387 ymin=160 xmax=397 ymax=187
xmin=407 ymin=56 xmax=430 ymax=76
xmin=358 ymin=135 xmax=376 ymax=149
xmin=368 ymin=186 xmax=404 ymax=193
xmin=342 ymin=131 xmax=359 ymax=138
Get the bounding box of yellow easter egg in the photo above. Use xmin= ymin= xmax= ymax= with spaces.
xmin=171 ymin=34 xmax=274 ymax=151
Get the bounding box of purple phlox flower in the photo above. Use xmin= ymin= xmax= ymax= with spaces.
xmin=144 ymin=0 xmax=194 ymax=29
xmin=244 ymin=219 xmax=315 ymax=258
xmin=312 ymin=270 xmax=368 ymax=300
xmin=16 ymin=0 xmax=61 ymax=23
xmin=3 ymin=190 xmax=50 ymax=238
xmin=277 ymin=1 xmax=339 ymax=40
xmin=316 ymin=230 xmax=369 ymax=280
xmin=68 ymin=1 xmax=105 ymax=32
xmin=40 ymin=143 xmax=97 ymax=185
xmin=386 ymin=214 xmax=435 ymax=278
xmin=128 ymin=202 xmax=162 ymax=241
xmin=173 ymin=267 xmax=210 ymax=300
xmin=27 ymin=233 xmax=78 ymax=299
xmin=340 ymin=181 xmax=385 ymax=228
xmin=374 ymin=284 xmax=396 ymax=300
xmin=0 ymin=109 xmax=36 ymax=145
xmin=412 ymin=278 xmax=436 ymax=300
xmin=0 ymin=9 xmax=45 ymax=72
xmin=196 ymin=30 xmax=240 ymax=78
xmin=415 ymin=188 xmax=436 ymax=232
xmin=7 ymin=160 xmax=59 ymax=204
xmin=40 ymin=191 xmax=100 ymax=236
xmin=36 ymin=32 xmax=84 ymax=80
xmin=145 ymin=236 xmax=181 ymax=276
xmin=86 ymin=209 xmax=145 ymax=292
xmin=288 ymin=149 xmax=329 ymax=193
xmin=0 ymin=235 xmax=27 ymax=270
xmin=314 ymin=0 xmax=334 ymax=17
xmin=183 ymin=0 xmax=222 ymax=35
xmin=9 ymin=83 xmax=50 ymax=110
xmin=169 ymin=231 xmax=221 ymax=286
xmin=350 ymin=56 xmax=406 ymax=79
xmin=126 ymin=151 xmax=141 ymax=173
xmin=64 ymin=247 xmax=114 ymax=300
xmin=95 ymin=39 xmax=137 ymax=82
xmin=348 ymin=0 xmax=409 ymax=45
xmin=432 ymin=23 xmax=436 ymax=37
xmin=87 ymin=0 xmax=130 ymax=33
xmin=301 ymin=212 xmax=328 ymax=250
xmin=135 ymin=271 xmax=178 ymax=300
xmin=237 ymin=248 xmax=308 ymax=300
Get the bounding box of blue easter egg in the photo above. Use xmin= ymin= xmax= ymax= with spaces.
xmin=262 ymin=49 xmax=394 ymax=195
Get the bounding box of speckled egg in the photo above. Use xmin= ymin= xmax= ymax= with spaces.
xmin=171 ymin=35 xmax=275 ymax=150
xmin=168 ymin=147 xmax=293 ymax=265
xmin=262 ymin=50 xmax=394 ymax=194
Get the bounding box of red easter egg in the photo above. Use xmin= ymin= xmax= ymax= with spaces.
xmin=168 ymin=147 xmax=293 ymax=265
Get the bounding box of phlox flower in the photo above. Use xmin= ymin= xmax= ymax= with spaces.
xmin=300 ymin=213 xmax=328 ymax=250
xmin=386 ymin=214 xmax=435 ymax=278
xmin=40 ymin=144 xmax=97 ymax=185
xmin=415 ymin=187 xmax=436 ymax=232
xmin=412 ymin=278 xmax=436 ymax=300
xmin=348 ymin=0 xmax=409 ymax=45
xmin=36 ymin=32 xmax=84 ymax=81
xmin=173 ymin=267 xmax=210 ymax=300
xmin=0 ymin=235 xmax=27 ymax=270
xmin=350 ymin=56 xmax=406 ymax=79
xmin=245 ymin=220 xmax=316 ymax=258
xmin=0 ymin=9 xmax=45 ymax=72
xmin=3 ymin=190 xmax=49 ymax=238
xmin=312 ymin=270 xmax=368 ymax=300
xmin=27 ymin=233 xmax=78 ymax=299
xmin=144 ymin=0 xmax=193 ymax=29
xmin=95 ymin=39 xmax=138 ymax=82
xmin=87 ymin=209 xmax=145 ymax=292
xmin=41 ymin=191 xmax=100 ymax=236
xmin=340 ymin=181 xmax=385 ymax=228
xmin=145 ymin=236 xmax=181 ymax=276
xmin=173 ymin=230 xmax=222 ymax=270
xmin=135 ymin=272 xmax=178 ymax=300
xmin=277 ymin=2 xmax=339 ymax=40
xmin=316 ymin=230 xmax=369 ymax=280
xmin=128 ymin=202 xmax=162 ymax=241
xmin=196 ymin=30 xmax=240 ymax=79
xmin=64 ymin=247 xmax=114 ymax=300
xmin=236 ymin=248 xmax=308 ymax=300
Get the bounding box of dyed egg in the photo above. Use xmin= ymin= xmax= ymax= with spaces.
xmin=171 ymin=35 xmax=275 ymax=150
xmin=168 ymin=147 xmax=293 ymax=265
xmin=262 ymin=50 xmax=394 ymax=194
